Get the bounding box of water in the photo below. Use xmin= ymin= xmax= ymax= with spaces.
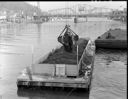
xmin=89 ymin=48 xmax=127 ymax=99
xmin=0 ymin=17 xmax=126 ymax=99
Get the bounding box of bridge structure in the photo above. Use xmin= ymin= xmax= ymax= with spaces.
xmin=40 ymin=4 xmax=126 ymax=23
xmin=109 ymin=8 xmax=127 ymax=22
xmin=40 ymin=4 xmax=119 ymax=23
xmin=44 ymin=4 xmax=115 ymax=18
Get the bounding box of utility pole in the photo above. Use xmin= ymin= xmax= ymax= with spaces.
xmin=36 ymin=2 xmax=40 ymax=16
xmin=37 ymin=2 xmax=40 ymax=9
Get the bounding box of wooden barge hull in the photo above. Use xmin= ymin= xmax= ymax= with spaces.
xmin=95 ymin=28 xmax=127 ymax=49
xmin=17 ymin=81 xmax=89 ymax=88
xmin=95 ymin=40 xmax=127 ymax=49
xmin=17 ymin=39 xmax=95 ymax=89
xmin=17 ymin=73 xmax=90 ymax=88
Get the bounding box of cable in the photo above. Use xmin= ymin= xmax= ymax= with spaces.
xmin=65 ymin=1 xmax=70 ymax=25
xmin=63 ymin=88 xmax=76 ymax=99
xmin=58 ymin=26 xmax=67 ymax=36
xmin=65 ymin=2 xmax=67 ymax=25
xmin=68 ymin=27 xmax=78 ymax=35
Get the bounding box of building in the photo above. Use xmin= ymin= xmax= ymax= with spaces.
xmin=0 ymin=10 xmax=7 ymax=22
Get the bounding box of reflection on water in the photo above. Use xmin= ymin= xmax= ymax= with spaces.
xmin=0 ymin=18 xmax=126 ymax=99
xmin=37 ymin=24 xmax=42 ymax=43
xmin=90 ymin=48 xmax=127 ymax=99
xmin=17 ymin=88 xmax=89 ymax=99
xmin=96 ymin=48 xmax=127 ymax=65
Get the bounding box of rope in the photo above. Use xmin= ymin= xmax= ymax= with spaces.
xmin=65 ymin=2 xmax=67 ymax=25
xmin=68 ymin=27 xmax=78 ymax=35
xmin=63 ymin=88 xmax=76 ymax=99
xmin=58 ymin=26 xmax=67 ymax=36
xmin=65 ymin=1 xmax=70 ymax=25
xmin=58 ymin=21 xmax=78 ymax=37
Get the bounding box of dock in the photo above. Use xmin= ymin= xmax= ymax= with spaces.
xmin=89 ymin=58 xmax=126 ymax=99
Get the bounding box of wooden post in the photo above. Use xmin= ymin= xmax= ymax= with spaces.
xmin=31 ymin=45 xmax=34 ymax=65
xmin=77 ymin=45 xmax=78 ymax=65
xmin=77 ymin=45 xmax=79 ymax=76
xmin=27 ymin=66 xmax=32 ymax=80
xmin=27 ymin=45 xmax=34 ymax=81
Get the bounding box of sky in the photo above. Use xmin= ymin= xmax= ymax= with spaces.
xmin=27 ymin=1 xmax=127 ymax=11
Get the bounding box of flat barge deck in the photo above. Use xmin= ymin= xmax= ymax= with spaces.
xmin=17 ymin=38 xmax=95 ymax=89
xmin=95 ymin=28 xmax=127 ymax=49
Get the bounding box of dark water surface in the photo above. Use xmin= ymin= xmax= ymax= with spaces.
xmin=0 ymin=18 xmax=126 ymax=99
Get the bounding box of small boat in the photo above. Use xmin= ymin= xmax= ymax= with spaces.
xmin=95 ymin=28 xmax=127 ymax=49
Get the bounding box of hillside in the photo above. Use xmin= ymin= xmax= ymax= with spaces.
xmin=0 ymin=2 xmax=45 ymax=16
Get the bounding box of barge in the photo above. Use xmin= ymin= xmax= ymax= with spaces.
xmin=17 ymin=38 xmax=95 ymax=89
xmin=95 ymin=28 xmax=127 ymax=49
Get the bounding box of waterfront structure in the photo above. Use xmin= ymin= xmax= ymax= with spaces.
xmin=0 ymin=10 xmax=7 ymax=22
xmin=110 ymin=8 xmax=127 ymax=22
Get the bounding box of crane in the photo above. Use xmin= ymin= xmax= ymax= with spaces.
xmin=58 ymin=25 xmax=79 ymax=52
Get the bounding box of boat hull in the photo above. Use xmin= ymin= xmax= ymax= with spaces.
xmin=95 ymin=29 xmax=127 ymax=49
xmin=17 ymin=76 xmax=90 ymax=88
xmin=95 ymin=39 xmax=127 ymax=49
xmin=17 ymin=39 xmax=95 ymax=89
